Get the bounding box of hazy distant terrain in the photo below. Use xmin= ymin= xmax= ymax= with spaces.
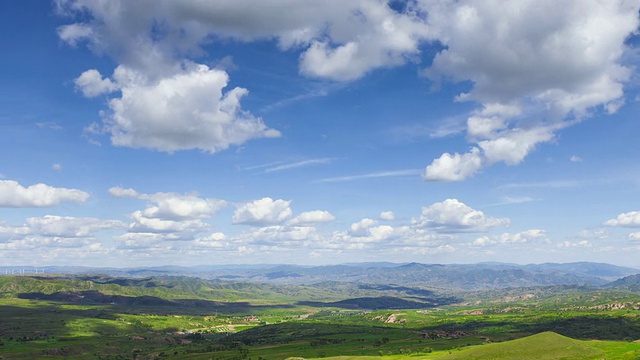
xmin=8 ymin=261 xmax=638 ymax=291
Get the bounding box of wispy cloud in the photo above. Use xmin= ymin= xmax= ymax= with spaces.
xmin=316 ymin=169 xmax=422 ymax=183
xmin=387 ymin=115 xmax=466 ymax=143
xmin=485 ymin=196 xmax=536 ymax=207
xmin=36 ymin=122 xmax=62 ymax=130
xmin=264 ymin=158 xmax=333 ymax=173
xmin=260 ymin=87 xmax=330 ymax=113
xmin=498 ymin=180 xmax=582 ymax=190
xmin=237 ymin=161 xmax=287 ymax=171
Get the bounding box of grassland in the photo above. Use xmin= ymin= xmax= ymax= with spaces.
xmin=1 ymin=274 xmax=640 ymax=359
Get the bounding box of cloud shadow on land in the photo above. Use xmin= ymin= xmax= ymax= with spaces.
xmin=16 ymin=290 xmax=294 ymax=315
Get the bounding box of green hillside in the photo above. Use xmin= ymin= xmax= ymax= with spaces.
xmin=315 ymin=332 xmax=640 ymax=360
xmin=431 ymin=332 xmax=601 ymax=360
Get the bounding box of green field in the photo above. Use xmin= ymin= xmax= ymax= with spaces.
xmin=1 ymin=275 xmax=640 ymax=359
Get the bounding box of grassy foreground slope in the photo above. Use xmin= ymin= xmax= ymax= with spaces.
xmin=432 ymin=332 xmax=602 ymax=360
xmin=314 ymin=332 xmax=640 ymax=360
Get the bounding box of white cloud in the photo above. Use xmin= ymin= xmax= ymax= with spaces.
xmin=572 ymin=229 xmax=608 ymax=240
xmin=115 ymin=233 xmax=169 ymax=249
xmin=233 ymin=197 xmax=293 ymax=225
xmin=478 ymin=126 xmax=556 ymax=166
xmin=56 ymin=23 xmax=93 ymax=47
xmin=108 ymin=187 xmax=226 ymax=241
xmin=0 ymin=223 xmax=30 ymax=241
xmin=629 ymin=232 xmax=640 ymax=241
xmin=424 ymin=147 xmax=483 ymax=181
xmin=193 ymin=232 xmax=228 ymax=248
xmin=288 ymin=210 xmax=335 ymax=225
xmin=52 ymin=163 xmax=63 ymax=171
xmin=128 ymin=211 xmax=209 ymax=236
xmin=329 ymin=219 xmax=396 ymax=246
xmin=0 ymin=216 xmax=124 ymax=249
xmin=0 ymin=180 xmax=89 ymax=207
xmin=109 ymin=187 xmax=227 ymax=220
xmin=74 ymin=69 xmax=118 ymax=97
xmin=56 ymin=1 xmax=435 ymax=153
xmin=1 ymin=236 xmax=89 ymax=250
xmin=413 ymin=199 xmax=509 ymax=233
xmin=349 ymin=218 xmax=379 ymax=237
xmin=243 ymin=225 xmax=319 ymax=244
xmin=473 ymin=229 xmax=546 ymax=246
xmin=395 ymin=244 xmax=456 ymax=255
xmin=139 ymin=193 xmax=226 ymax=221
xmin=422 ymin=0 xmax=639 ymax=181
xmin=59 ymin=0 xmax=431 ymax=81
xmin=570 ymin=155 xmax=583 ymax=162
xmin=379 ymin=211 xmax=395 ymax=221
xmin=557 ymin=240 xmax=592 ymax=248
xmin=296 ymin=1 xmax=430 ymax=81
xmin=108 ymin=186 xmax=139 ymax=198
xmin=605 ymin=211 xmax=640 ymax=227
xmin=26 ymin=216 xmax=126 ymax=238
xmin=98 ymin=64 xmax=280 ymax=153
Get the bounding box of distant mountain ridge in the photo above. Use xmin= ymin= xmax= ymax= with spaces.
xmin=2 ymin=262 xmax=638 ymax=292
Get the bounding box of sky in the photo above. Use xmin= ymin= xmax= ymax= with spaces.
xmin=1 ymin=0 xmax=640 ymax=268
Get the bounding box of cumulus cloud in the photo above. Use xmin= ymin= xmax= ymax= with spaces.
xmin=140 ymin=193 xmax=226 ymax=221
xmin=88 ymin=64 xmax=280 ymax=153
xmin=193 ymin=232 xmax=228 ymax=248
xmin=572 ymin=229 xmax=608 ymax=240
xmin=423 ymin=0 xmax=639 ymax=181
xmin=233 ymin=197 xmax=293 ymax=225
xmin=57 ymin=0 xmax=435 ymax=153
xmin=424 ymin=147 xmax=483 ymax=181
xmin=473 ymin=229 xmax=546 ymax=246
xmin=242 ymin=225 xmax=319 ymax=244
xmin=557 ymin=240 xmax=593 ymax=248
xmin=115 ymin=233 xmax=170 ymax=249
xmin=297 ymin=4 xmax=430 ymax=81
xmin=379 ymin=211 xmax=395 ymax=221
xmin=109 ymin=187 xmax=227 ymax=220
xmin=74 ymin=69 xmax=118 ymax=97
xmin=325 ymin=218 xmax=396 ymax=246
xmin=108 ymin=187 xmax=226 ymax=241
xmin=26 ymin=216 xmax=126 ymax=238
xmin=0 ymin=216 xmax=125 ymax=248
xmin=58 ymin=0 xmax=431 ymax=80
xmin=288 ymin=210 xmax=335 ymax=225
xmin=413 ymin=199 xmax=509 ymax=233
xmin=128 ymin=212 xmax=209 ymax=236
xmin=629 ymin=232 xmax=640 ymax=241
xmin=349 ymin=218 xmax=379 ymax=237
xmin=605 ymin=211 xmax=640 ymax=227
xmin=108 ymin=186 xmax=139 ymax=198
xmin=0 ymin=180 xmax=89 ymax=207
xmin=0 ymin=223 xmax=30 ymax=241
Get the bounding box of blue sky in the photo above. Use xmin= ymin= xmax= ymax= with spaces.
xmin=1 ymin=0 xmax=640 ymax=267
